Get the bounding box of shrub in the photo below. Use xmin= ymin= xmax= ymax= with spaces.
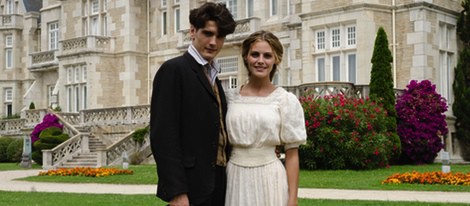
xmin=0 ymin=137 xmax=14 ymax=162
xmin=29 ymin=102 xmax=35 ymax=110
xmin=30 ymin=114 xmax=63 ymax=144
xmin=299 ymin=93 xmax=398 ymax=170
xmin=7 ymin=138 xmax=23 ymax=162
xmin=395 ymin=80 xmax=448 ymax=164
xmin=132 ymin=126 xmax=149 ymax=144
xmin=32 ymin=126 xmax=69 ymax=165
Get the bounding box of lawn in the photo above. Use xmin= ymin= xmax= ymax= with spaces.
xmin=12 ymin=163 xmax=470 ymax=192
xmin=1 ymin=163 xmax=470 ymax=205
xmin=0 ymin=191 xmax=469 ymax=206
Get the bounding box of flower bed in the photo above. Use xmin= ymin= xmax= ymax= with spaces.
xmin=39 ymin=167 xmax=133 ymax=177
xmin=382 ymin=171 xmax=470 ymax=186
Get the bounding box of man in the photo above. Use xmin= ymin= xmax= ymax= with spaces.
xmin=150 ymin=2 xmax=236 ymax=206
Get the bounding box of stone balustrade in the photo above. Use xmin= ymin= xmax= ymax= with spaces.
xmin=59 ymin=35 xmax=114 ymax=56
xmin=0 ymin=14 xmax=22 ymax=28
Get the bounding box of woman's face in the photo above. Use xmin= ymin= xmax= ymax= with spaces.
xmin=245 ymin=40 xmax=275 ymax=80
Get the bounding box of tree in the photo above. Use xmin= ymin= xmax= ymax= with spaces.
xmin=453 ymin=0 xmax=470 ymax=161
xmin=369 ymin=27 xmax=401 ymax=160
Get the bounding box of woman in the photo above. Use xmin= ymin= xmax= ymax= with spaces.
xmin=225 ymin=30 xmax=307 ymax=206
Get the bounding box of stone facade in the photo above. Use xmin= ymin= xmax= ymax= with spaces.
xmin=0 ymin=0 xmax=464 ymax=159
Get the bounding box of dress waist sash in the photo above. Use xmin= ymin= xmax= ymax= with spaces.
xmin=229 ymin=147 xmax=278 ymax=167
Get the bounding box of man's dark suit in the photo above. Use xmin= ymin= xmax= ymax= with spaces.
xmin=150 ymin=52 xmax=228 ymax=204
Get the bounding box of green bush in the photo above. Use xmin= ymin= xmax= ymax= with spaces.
xmin=132 ymin=126 xmax=149 ymax=144
xmin=31 ymin=126 xmax=70 ymax=165
xmin=29 ymin=102 xmax=35 ymax=110
xmin=299 ymin=93 xmax=398 ymax=170
xmin=0 ymin=137 xmax=14 ymax=162
xmin=7 ymin=138 xmax=23 ymax=162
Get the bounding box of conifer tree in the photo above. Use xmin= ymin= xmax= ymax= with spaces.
xmin=453 ymin=0 xmax=470 ymax=161
xmin=369 ymin=27 xmax=400 ymax=160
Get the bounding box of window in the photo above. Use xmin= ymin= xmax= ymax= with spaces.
xmin=4 ymin=88 xmax=12 ymax=102
xmin=331 ymin=28 xmax=340 ymax=48
xmin=218 ymin=56 xmax=238 ymax=73
xmin=270 ymin=0 xmax=278 ymax=16
xmin=332 ymin=55 xmax=340 ymax=81
xmin=5 ymin=35 xmax=12 ymax=68
xmin=220 ymin=76 xmax=238 ymax=89
xmin=347 ymin=26 xmax=356 ymax=46
xmin=91 ymin=0 xmax=99 ymax=14
xmin=218 ymin=0 xmax=237 ymax=19
xmin=82 ymin=0 xmax=107 ymax=36
xmin=316 ymin=31 xmax=325 ymax=50
xmin=65 ymin=65 xmax=87 ymax=112
xmin=439 ymin=23 xmax=456 ymax=106
xmin=316 ymin=57 xmax=325 ymax=81
xmin=246 ymin=0 xmax=253 ymax=17
xmin=347 ymin=53 xmax=356 ymax=83
xmin=162 ymin=11 xmax=167 ymax=35
xmin=217 ymin=56 xmax=238 ymax=90
xmin=5 ymin=0 xmax=13 ymax=14
xmin=91 ymin=16 xmax=99 ymax=35
xmin=49 ymin=22 xmax=59 ymax=50
xmin=48 ymin=85 xmax=55 ymax=107
xmin=161 ymin=0 xmax=167 ymax=7
xmin=313 ymin=24 xmax=357 ymax=82
xmin=174 ymin=8 xmax=180 ymax=32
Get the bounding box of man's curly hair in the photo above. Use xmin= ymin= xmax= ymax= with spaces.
xmin=189 ymin=2 xmax=237 ymax=37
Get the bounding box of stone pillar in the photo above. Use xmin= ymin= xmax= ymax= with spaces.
xmin=20 ymin=136 xmax=32 ymax=168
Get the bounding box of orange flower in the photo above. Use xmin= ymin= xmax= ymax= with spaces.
xmin=38 ymin=167 xmax=134 ymax=177
xmin=382 ymin=171 xmax=470 ymax=186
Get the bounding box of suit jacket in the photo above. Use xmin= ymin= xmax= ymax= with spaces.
xmin=150 ymin=52 xmax=228 ymax=203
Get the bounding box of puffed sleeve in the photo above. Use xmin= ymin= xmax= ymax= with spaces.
xmin=280 ymin=91 xmax=307 ymax=150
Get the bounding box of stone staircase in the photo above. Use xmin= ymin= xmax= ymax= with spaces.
xmin=58 ymin=136 xmax=107 ymax=168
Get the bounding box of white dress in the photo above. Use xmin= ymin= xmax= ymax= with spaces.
xmin=224 ymin=86 xmax=307 ymax=206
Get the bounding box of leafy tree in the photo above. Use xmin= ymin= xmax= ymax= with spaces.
xmin=369 ymin=27 xmax=401 ymax=160
xmin=453 ymin=0 xmax=470 ymax=160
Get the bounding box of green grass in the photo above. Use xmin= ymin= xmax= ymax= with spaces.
xmin=12 ymin=163 xmax=470 ymax=192
xmin=300 ymin=164 xmax=470 ymax=192
xmin=0 ymin=191 xmax=469 ymax=206
xmin=19 ymin=164 xmax=158 ymax=185
xmin=1 ymin=163 xmax=470 ymax=205
xmin=0 ymin=162 xmax=42 ymax=171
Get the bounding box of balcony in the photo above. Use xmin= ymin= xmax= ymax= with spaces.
xmin=58 ymin=35 xmax=115 ymax=57
xmin=0 ymin=14 xmax=23 ymax=29
xmin=28 ymin=50 xmax=58 ymax=71
xmin=177 ymin=17 xmax=261 ymax=49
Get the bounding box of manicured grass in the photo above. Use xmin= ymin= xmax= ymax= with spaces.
xmin=0 ymin=162 xmax=42 ymax=171
xmin=1 ymin=163 xmax=470 ymax=205
xmin=0 ymin=191 xmax=469 ymax=206
xmin=13 ymin=163 xmax=470 ymax=192
xmin=300 ymin=164 xmax=470 ymax=192
xmin=19 ymin=164 xmax=158 ymax=185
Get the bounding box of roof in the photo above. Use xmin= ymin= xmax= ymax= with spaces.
xmin=23 ymin=0 xmax=42 ymax=12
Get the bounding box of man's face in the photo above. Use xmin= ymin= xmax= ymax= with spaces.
xmin=190 ymin=20 xmax=226 ymax=62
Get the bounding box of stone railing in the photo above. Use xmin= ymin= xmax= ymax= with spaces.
xmin=30 ymin=50 xmax=57 ymax=66
xmin=42 ymin=109 xmax=82 ymax=169
xmin=102 ymin=131 xmax=150 ymax=166
xmin=0 ymin=14 xmax=22 ymax=28
xmin=81 ymin=105 xmax=150 ymax=127
xmin=22 ymin=109 xmax=48 ymax=128
xmin=0 ymin=118 xmax=25 ymax=135
xmin=59 ymin=35 xmax=114 ymax=56
xmin=285 ymin=82 xmax=404 ymax=99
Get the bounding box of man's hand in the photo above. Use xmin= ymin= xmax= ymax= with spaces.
xmin=169 ymin=193 xmax=190 ymax=206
